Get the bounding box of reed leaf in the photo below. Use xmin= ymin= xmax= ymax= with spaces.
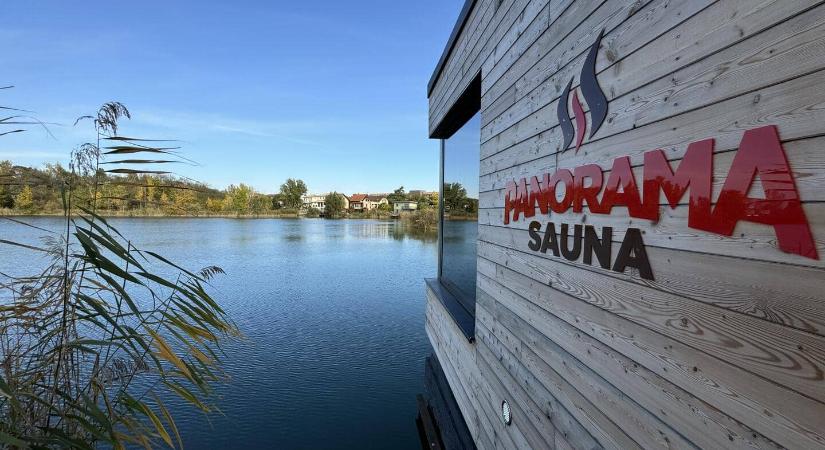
xmin=1 ymin=101 xmax=238 ymax=449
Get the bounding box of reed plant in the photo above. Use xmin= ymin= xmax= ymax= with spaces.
xmin=0 ymin=101 xmax=238 ymax=449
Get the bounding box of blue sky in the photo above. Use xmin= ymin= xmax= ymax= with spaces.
xmin=0 ymin=1 xmax=464 ymax=194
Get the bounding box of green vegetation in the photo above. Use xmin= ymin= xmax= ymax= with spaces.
xmin=443 ymin=182 xmax=477 ymax=218
xmin=324 ymin=192 xmax=346 ymax=218
xmin=402 ymin=205 xmax=437 ymax=230
xmin=0 ymin=101 xmax=238 ymax=448
xmin=279 ymin=178 xmax=307 ymax=209
xmin=0 ymin=161 xmax=308 ymax=217
xmin=387 ymin=186 xmax=407 ymax=203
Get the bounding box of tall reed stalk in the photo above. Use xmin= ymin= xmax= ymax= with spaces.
xmin=0 ymin=101 xmax=239 ymax=449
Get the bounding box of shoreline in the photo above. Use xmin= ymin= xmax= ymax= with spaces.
xmin=0 ymin=212 xmax=472 ymax=223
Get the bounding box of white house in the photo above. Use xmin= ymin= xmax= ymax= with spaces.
xmin=392 ymin=200 xmax=418 ymax=213
xmin=301 ymin=193 xmax=349 ymax=212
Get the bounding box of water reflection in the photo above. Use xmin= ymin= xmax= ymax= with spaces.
xmin=0 ymin=217 xmax=436 ymax=449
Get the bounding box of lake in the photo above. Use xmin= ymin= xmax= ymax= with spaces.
xmin=0 ymin=217 xmax=445 ymax=449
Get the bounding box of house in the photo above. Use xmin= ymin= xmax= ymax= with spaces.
xmin=349 ymin=194 xmax=368 ymax=211
xmin=301 ymin=194 xmax=326 ymax=211
xmin=419 ymin=1 xmax=825 ymax=449
xmin=301 ymin=193 xmax=349 ymax=212
xmin=364 ymin=195 xmax=388 ymax=211
xmin=392 ymin=200 xmax=417 ymax=213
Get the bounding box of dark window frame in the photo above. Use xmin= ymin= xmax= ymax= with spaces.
xmin=430 ymin=73 xmax=481 ymax=342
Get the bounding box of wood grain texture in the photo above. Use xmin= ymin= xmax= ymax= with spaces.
xmin=475 ymin=239 xmax=825 ymax=402
xmin=479 ymin=135 xmax=825 ymax=206
xmin=430 ymin=0 xmax=498 ymax=130
xmin=477 ymin=285 xmax=778 ymax=449
xmin=481 ymin=0 xmax=820 ymax=145
xmin=477 ymin=263 xmax=825 ymax=449
xmin=428 ymin=284 xmax=529 ymax=449
xmin=477 ymin=297 xmax=641 ymax=449
xmin=478 ymin=201 xmax=825 ymax=268
xmin=478 ymin=232 xmax=825 ymax=336
xmin=481 ymin=8 xmax=825 ymax=175
xmin=426 ymin=0 xmax=825 ymax=448
xmin=481 ymin=0 xmax=713 ymax=138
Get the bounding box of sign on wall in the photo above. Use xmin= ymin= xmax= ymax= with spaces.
xmin=503 ymin=31 xmax=818 ymax=281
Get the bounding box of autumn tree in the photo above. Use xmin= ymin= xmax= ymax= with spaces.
xmin=206 ymin=197 xmax=223 ymax=214
xmin=15 ymin=185 xmax=34 ymax=211
xmin=223 ymin=183 xmax=254 ymax=215
xmin=173 ymin=188 xmax=200 ymax=215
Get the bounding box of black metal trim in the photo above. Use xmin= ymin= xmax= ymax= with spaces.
xmin=426 ymin=278 xmax=475 ymax=342
xmin=427 ymin=0 xmax=479 ymax=99
xmin=438 ymin=139 xmax=445 ymax=280
xmin=430 ymin=72 xmax=481 ymax=139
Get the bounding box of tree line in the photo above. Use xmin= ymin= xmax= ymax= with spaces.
xmin=0 ymin=160 xmax=314 ymax=216
xmin=0 ymin=159 xmax=472 ymax=220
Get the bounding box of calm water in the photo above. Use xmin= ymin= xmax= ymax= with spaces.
xmin=0 ymin=217 xmax=445 ymax=449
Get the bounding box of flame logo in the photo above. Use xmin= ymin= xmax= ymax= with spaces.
xmin=558 ymin=29 xmax=608 ymax=152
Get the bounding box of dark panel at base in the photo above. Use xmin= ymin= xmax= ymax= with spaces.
xmin=417 ymin=353 xmax=476 ymax=450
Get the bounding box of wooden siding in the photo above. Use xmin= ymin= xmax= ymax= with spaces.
xmin=427 ymin=0 xmax=825 ymax=448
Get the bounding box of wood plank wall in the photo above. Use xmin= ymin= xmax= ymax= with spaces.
xmin=426 ymin=0 xmax=825 ymax=448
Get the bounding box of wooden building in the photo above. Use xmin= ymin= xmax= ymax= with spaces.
xmin=424 ymin=1 xmax=825 ymax=448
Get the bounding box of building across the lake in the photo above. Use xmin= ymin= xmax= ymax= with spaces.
xmin=346 ymin=194 xmax=388 ymax=211
xmin=300 ymin=193 xmax=349 ymax=212
xmin=419 ymin=1 xmax=825 ymax=449
xmin=349 ymin=194 xmax=368 ymax=211
xmin=392 ymin=200 xmax=418 ymax=213
xmin=364 ymin=194 xmax=388 ymax=211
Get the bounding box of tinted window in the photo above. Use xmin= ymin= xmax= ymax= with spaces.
xmin=440 ymin=112 xmax=479 ymax=311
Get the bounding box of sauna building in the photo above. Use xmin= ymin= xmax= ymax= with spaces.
xmin=419 ymin=0 xmax=825 ymax=448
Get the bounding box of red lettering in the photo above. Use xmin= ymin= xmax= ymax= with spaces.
xmin=529 ymin=174 xmax=550 ymax=216
xmin=573 ymin=165 xmax=603 ymax=213
xmin=709 ymin=126 xmax=817 ymax=259
xmin=601 ymin=156 xmax=642 ymax=216
xmin=515 ymin=178 xmax=531 ymax=219
xmin=505 ymin=125 xmax=817 ymax=261
xmin=641 ymin=140 xmax=713 ymax=228
xmin=548 ymin=169 xmax=574 ymax=213
xmin=503 ymin=180 xmax=517 ymax=225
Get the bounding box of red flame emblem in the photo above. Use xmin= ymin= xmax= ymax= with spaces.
xmin=558 ymin=29 xmax=608 ymax=153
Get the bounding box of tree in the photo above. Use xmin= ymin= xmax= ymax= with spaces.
xmin=280 ymin=178 xmax=307 ymax=209
xmin=15 ymin=185 xmax=34 ymax=211
xmin=387 ymin=186 xmax=407 ymax=203
xmin=223 ymin=184 xmax=254 ymax=215
xmin=0 ymin=160 xmax=14 ymax=208
xmin=429 ymin=191 xmax=439 ymax=207
xmin=443 ymin=182 xmax=468 ymax=212
xmin=251 ymin=193 xmax=270 ymax=216
xmin=324 ymin=192 xmax=346 ymax=218
xmin=173 ymin=188 xmax=200 ymax=215
xmin=206 ymin=197 xmax=223 ymax=213
xmin=271 ymin=193 xmax=284 ymax=210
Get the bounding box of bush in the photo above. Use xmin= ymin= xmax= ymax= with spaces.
xmin=405 ymin=207 xmax=437 ymax=230
xmin=305 ymin=207 xmax=321 ymax=218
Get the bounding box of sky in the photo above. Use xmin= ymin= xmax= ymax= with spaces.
xmin=0 ymin=1 xmax=465 ymax=194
